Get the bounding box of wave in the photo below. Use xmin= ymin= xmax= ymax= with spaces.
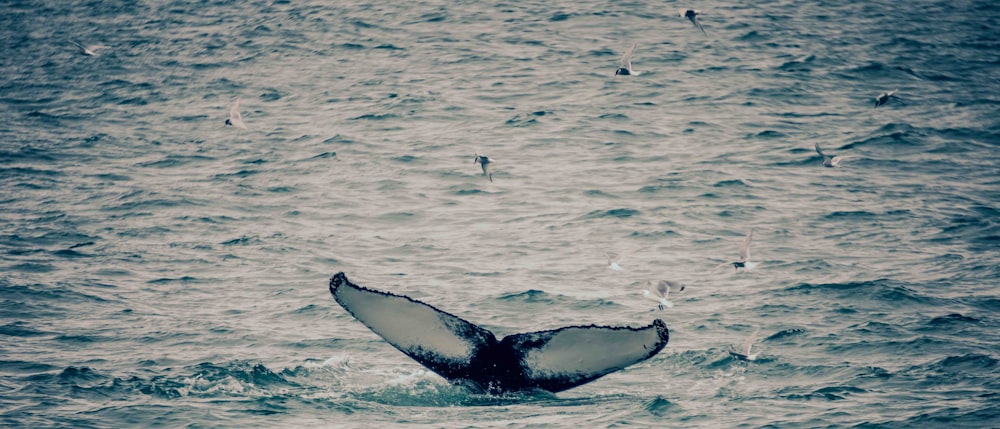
xmin=922 ymin=313 xmax=981 ymax=328
xmin=923 ymin=353 xmax=998 ymax=375
xmin=829 ymin=335 xmax=955 ymax=357
xmin=580 ymin=208 xmax=640 ymax=219
xmin=930 ymin=204 xmax=1000 ymax=251
xmin=779 ymin=385 xmax=867 ymax=401
xmin=505 ymin=111 xmax=549 ymax=127
xmin=766 ymin=327 xmax=807 ymax=341
xmin=713 ymin=179 xmax=751 ymax=188
xmin=0 ymin=281 xmax=115 ymax=306
xmin=644 ymin=395 xmax=680 ymax=416
xmin=889 ymin=405 xmax=1000 ymax=428
xmin=0 ymin=322 xmax=49 ymax=338
xmin=0 ymin=166 xmax=65 ymax=179
xmin=496 ymin=289 xmax=555 ymax=304
xmin=780 ymin=279 xmax=932 ymax=306
xmin=39 ymin=361 xmax=301 ymax=402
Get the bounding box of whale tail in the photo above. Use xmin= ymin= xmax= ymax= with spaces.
xmin=328 ymin=272 xmax=669 ymax=393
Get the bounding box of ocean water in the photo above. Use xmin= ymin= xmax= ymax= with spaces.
xmin=2 ymin=0 xmax=999 ymax=427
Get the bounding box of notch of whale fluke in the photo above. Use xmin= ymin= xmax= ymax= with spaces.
xmin=328 ymin=272 xmax=669 ymax=394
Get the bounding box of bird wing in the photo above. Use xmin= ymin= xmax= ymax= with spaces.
xmin=620 ymin=42 xmax=636 ymax=70
xmin=693 ymin=16 xmax=706 ymax=34
xmin=814 ymin=143 xmax=826 ymax=157
xmin=739 ymin=229 xmax=753 ymax=261
xmin=69 ymin=40 xmax=96 ymax=55
xmin=229 ymin=99 xmax=241 ymax=119
xmin=228 ymin=99 xmax=248 ymax=129
xmin=656 ymin=281 xmax=670 ymax=298
xmin=742 ymin=327 xmax=760 ymax=355
xmin=875 ymin=91 xmax=898 ymax=108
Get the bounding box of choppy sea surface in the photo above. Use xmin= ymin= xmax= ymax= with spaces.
xmin=2 ymin=0 xmax=999 ymax=427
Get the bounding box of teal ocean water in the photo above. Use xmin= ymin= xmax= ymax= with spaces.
xmin=2 ymin=0 xmax=998 ymax=427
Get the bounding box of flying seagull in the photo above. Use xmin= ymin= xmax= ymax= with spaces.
xmin=716 ymin=229 xmax=757 ymax=272
xmin=679 ymin=9 xmax=707 ymax=35
xmin=615 ymin=42 xmax=637 ymax=76
xmin=641 ymin=280 xmax=686 ymax=310
xmin=69 ymin=40 xmax=100 ymax=56
xmin=874 ymin=89 xmax=901 ymax=109
xmin=225 ymin=98 xmax=248 ymax=129
xmin=734 ymin=229 xmax=756 ymax=271
xmin=473 ymin=153 xmax=493 ymax=182
xmin=814 ymin=143 xmax=844 ymax=168
xmin=728 ymin=327 xmax=761 ymax=361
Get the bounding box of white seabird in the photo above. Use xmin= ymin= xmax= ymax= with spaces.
xmin=69 ymin=40 xmax=100 ymax=56
xmin=473 ymin=153 xmax=493 ymax=182
xmin=874 ymin=89 xmax=901 ymax=109
xmin=734 ymin=228 xmax=756 ymax=271
xmin=225 ymin=98 xmax=248 ymax=129
xmin=641 ymin=280 xmax=686 ymax=310
xmin=728 ymin=327 xmax=761 ymax=361
xmin=679 ymin=9 xmax=707 ymax=35
xmin=717 ymin=229 xmax=757 ymax=272
xmin=814 ymin=143 xmax=844 ymax=168
xmin=614 ymin=42 xmax=637 ymax=76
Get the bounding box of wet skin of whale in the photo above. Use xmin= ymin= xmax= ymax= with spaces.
xmin=328 ymin=272 xmax=670 ymax=394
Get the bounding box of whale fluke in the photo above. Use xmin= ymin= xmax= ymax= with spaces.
xmin=328 ymin=272 xmax=669 ymax=394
